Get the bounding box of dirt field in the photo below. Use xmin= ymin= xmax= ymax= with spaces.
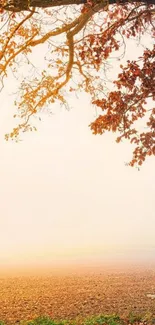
xmin=1 ymin=269 xmax=155 ymax=324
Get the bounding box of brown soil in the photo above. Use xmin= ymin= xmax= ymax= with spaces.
xmin=1 ymin=269 xmax=155 ymax=324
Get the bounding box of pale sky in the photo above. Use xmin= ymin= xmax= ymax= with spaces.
xmin=0 ymin=33 xmax=154 ymax=275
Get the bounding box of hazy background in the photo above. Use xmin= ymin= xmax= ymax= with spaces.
xmin=0 ymin=36 xmax=154 ymax=276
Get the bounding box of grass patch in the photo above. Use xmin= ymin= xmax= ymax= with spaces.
xmin=84 ymin=315 xmax=122 ymax=325
xmin=128 ymin=312 xmax=142 ymax=324
xmin=23 ymin=318 xmax=76 ymax=325
xmin=1 ymin=313 xmax=155 ymax=325
xmin=21 ymin=315 xmax=122 ymax=325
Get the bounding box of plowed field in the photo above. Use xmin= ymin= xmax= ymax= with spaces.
xmin=1 ymin=270 xmax=155 ymax=324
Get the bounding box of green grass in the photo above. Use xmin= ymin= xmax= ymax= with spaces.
xmin=1 ymin=313 xmax=155 ymax=325
xmin=84 ymin=315 xmax=122 ymax=325
xmin=19 ymin=315 xmax=123 ymax=325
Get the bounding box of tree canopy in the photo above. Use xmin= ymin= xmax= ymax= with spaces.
xmin=0 ymin=0 xmax=154 ymax=166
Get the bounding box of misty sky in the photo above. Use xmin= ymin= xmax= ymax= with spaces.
xmin=0 ymin=34 xmax=154 ymax=275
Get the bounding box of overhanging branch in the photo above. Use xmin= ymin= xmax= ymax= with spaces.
xmin=1 ymin=0 xmax=155 ymax=12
